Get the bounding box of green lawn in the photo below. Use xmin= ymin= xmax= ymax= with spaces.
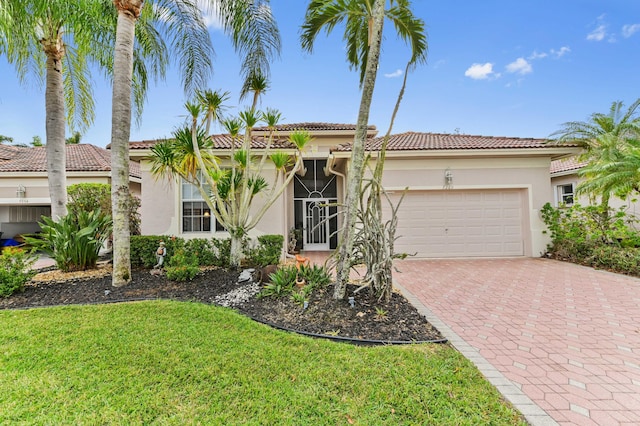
xmin=0 ymin=301 xmax=525 ymax=425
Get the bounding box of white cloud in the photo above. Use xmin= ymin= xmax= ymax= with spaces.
xmin=506 ymin=58 xmax=532 ymax=75
xmin=464 ymin=63 xmax=495 ymax=80
xmin=384 ymin=69 xmax=403 ymax=78
xmin=623 ymin=23 xmax=640 ymax=38
xmin=528 ymin=51 xmax=548 ymax=60
xmin=587 ymin=24 xmax=607 ymax=41
xmin=551 ymin=46 xmax=571 ymax=57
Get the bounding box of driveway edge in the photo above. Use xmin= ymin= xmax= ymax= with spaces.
xmin=394 ymin=280 xmax=559 ymax=426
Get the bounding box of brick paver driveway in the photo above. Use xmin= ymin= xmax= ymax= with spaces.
xmin=394 ymin=258 xmax=640 ymax=426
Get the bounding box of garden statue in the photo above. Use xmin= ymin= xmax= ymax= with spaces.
xmin=154 ymin=241 xmax=166 ymax=269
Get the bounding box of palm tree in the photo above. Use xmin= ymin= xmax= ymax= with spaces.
xmin=240 ymin=71 xmax=270 ymax=111
xmin=548 ymin=99 xmax=640 ymax=210
xmin=110 ymin=0 xmax=281 ymax=286
xmin=301 ymin=0 xmax=427 ymax=299
xmin=0 ymin=1 xmax=115 ymax=219
xmin=0 ymin=1 xmax=170 ymax=222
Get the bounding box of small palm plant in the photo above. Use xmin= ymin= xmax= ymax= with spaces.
xmin=150 ymin=89 xmax=310 ymax=269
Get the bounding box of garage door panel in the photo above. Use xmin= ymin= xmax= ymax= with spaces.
xmin=389 ymin=189 xmax=525 ymax=258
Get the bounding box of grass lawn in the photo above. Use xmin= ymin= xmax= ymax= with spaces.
xmin=0 ymin=301 xmax=525 ymax=425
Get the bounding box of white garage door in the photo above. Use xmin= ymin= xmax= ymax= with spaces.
xmin=389 ymin=189 xmax=524 ymax=257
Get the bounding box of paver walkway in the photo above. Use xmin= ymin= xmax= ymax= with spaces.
xmin=394 ymin=258 xmax=640 ymax=426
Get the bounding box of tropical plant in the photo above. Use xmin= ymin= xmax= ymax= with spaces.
xmin=301 ymin=0 xmax=427 ymax=299
xmin=0 ymin=247 xmax=37 ymax=297
xmin=0 ymin=1 xmax=117 ymax=219
xmin=150 ymin=99 xmax=309 ymax=269
xmin=548 ymin=99 xmax=640 ymax=212
xmin=110 ymin=0 xmax=281 ymax=287
xmin=298 ymin=264 xmax=332 ymax=288
xmin=258 ymin=265 xmax=298 ymax=298
xmin=25 ymin=210 xmax=112 ymax=272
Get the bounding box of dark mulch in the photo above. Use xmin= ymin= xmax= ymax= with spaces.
xmin=0 ymin=267 xmax=444 ymax=343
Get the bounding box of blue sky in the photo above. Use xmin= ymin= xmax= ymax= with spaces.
xmin=1 ymin=0 xmax=639 ymax=147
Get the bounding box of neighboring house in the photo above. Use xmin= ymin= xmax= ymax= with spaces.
xmin=129 ymin=124 xmax=577 ymax=259
xmin=0 ymin=144 xmax=141 ymax=239
xmin=550 ymin=156 xmax=640 ymax=218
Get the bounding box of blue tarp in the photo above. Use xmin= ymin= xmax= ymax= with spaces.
xmin=0 ymin=239 xmax=20 ymax=247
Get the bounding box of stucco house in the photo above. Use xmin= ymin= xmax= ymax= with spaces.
xmin=0 ymin=144 xmax=141 ymax=240
xmin=550 ymin=156 xmax=640 ymax=218
xmin=130 ymin=123 xmax=578 ymax=258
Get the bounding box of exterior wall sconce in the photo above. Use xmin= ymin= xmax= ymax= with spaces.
xmin=16 ymin=184 xmax=26 ymax=199
xmin=444 ymin=169 xmax=453 ymax=189
xmin=203 ymin=210 xmax=211 ymax=217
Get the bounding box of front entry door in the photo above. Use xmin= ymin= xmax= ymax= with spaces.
xmin=303 ymin=198 xmax=330 ymax=250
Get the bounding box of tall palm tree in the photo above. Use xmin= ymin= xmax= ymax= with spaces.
xmin=110 ymin=0 xmax=281 ymax=286
xmin=0 ymin=1 xmax=113 ymax=219
xmin=301 ymin=0 xmax=427 ymax=299
xmin=0 ymin=0 xmax=171 ymax=222
xmin=548 ymin=99 xmax=640 ymax=209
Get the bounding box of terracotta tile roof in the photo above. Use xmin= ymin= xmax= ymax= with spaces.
xmin=550 ymin=156 xmax=588 ymax=174
xmin=0 ymin=144 xmax=140 ymax=178
xmin=129 ymin=134 xmax=296 ymax=150
xmin=0 ymin=144 xmax=22 ymax=160
xmin=333 ymin=132 xmax=556 ymax=151
xmin=252 ymin=122 xmax=376 ymax=132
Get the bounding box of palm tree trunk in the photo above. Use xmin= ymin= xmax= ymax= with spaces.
xmin=43 ymin=40 xmax=68 ymax=220
xmin=111 ymin=3 xmax=140 ymax=287
xmin=334 ymin=0 xmax=385 ymax=300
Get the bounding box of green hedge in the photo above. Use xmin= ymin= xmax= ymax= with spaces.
xmin=130 ymin=234 xmax=284 ymax=269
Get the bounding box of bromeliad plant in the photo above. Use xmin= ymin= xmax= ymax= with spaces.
xmin=150 ymin=89 xmax=310 ymax=269
xmin=25 ymin=210 xmax=111 ymax=272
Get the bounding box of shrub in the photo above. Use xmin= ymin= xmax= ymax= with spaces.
xmin=131 ymin=236 xmax=184 ymax=268
xmin=165 ymin=248 xmax=200 ymax=281
xmin=68 ymin=183 xmax=141 ymax=235
xmin=184 ymin=238 xmax=216 ymax=266
xmin=259 ymin=265 xmax=298 ymax=298
xmin=211 ymin=238 xmax=231 ymax=267
xmin=245 ymin=234 xmax=284 ymax=267
xmin=0 ymin=247 xmax=37 ymax=297
xmin=541 ymin=202 xmax=640 ymax=276
xmin=25 ymin=210 xmax=111 ymax=272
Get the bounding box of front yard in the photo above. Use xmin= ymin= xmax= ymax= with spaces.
xmin=0 ymin=300 xmax=526 ymax=425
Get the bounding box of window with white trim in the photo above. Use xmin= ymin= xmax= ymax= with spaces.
xmin=556 ymin=183 xmax=575 ymax=206
xmin=181 ymin=177 xmax=213 ymax=233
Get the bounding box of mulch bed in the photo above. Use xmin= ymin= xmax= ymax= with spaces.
xmin=0 ymin=266 xmax=445 ymax=344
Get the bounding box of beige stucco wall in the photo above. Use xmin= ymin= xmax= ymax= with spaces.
xmin=139 ymin=160 xmax=287 ymax=241
xmin=0 ymin=173 xmax=141 ymax=238
xmin=0 ymin=173 xmax=140 ymax=204
xmin=551 ymin=173 xmax=640 ymax=219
